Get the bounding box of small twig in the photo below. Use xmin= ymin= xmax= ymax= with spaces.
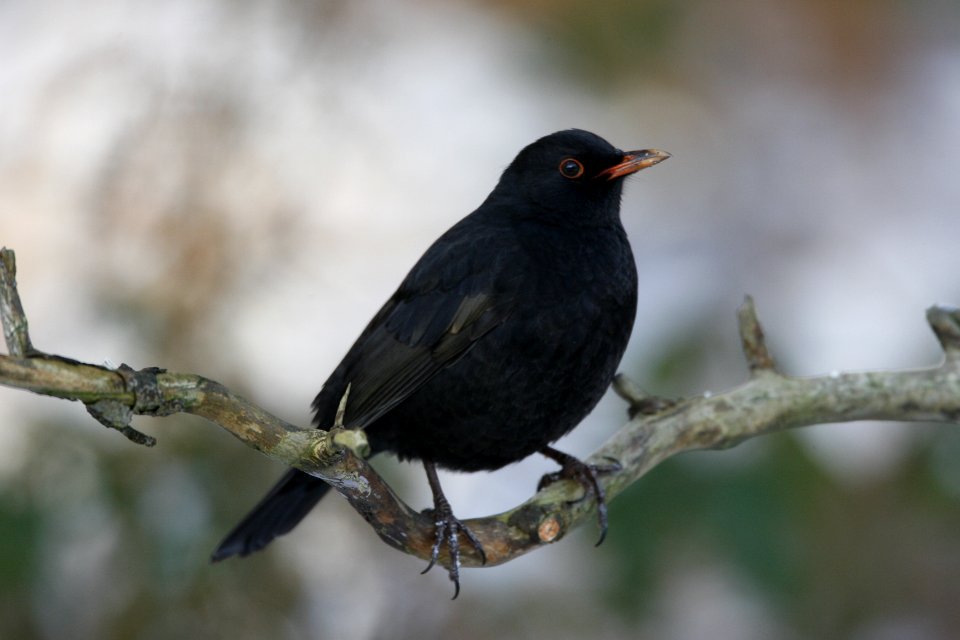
xmin=927 ymin=306 xmax=960 ymax=357
xmin=0 ymin=248 xmax=35 ymax=357
xmin=86 ymin=398 xmax=157 ymax=446
xmin=737 ymin=295 xmax=776 ymax=373
xmin=611 ymin=372 xmax=646 ymax=405
xmin=83 ymin=364 xmax=174 ymax=446
xmin=335 ymin=383 xmax=351 ymax=428
xmin=612 ymin=373 xmax=677 ymax=418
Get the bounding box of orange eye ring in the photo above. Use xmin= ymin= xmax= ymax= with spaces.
xmin=558 ymin=158 xmax=584 ymax=179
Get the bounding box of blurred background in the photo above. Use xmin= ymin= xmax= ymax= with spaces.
xmin=2 ymin=0 xmax=960 ymax=638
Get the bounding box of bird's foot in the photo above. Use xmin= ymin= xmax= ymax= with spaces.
xmin=538 ymin=446 xmax=621 ymax=546
xmin=421 ymin=502 xmax=486 ymax=599
xmin=421 ymin=461 xmax=486 ymax=599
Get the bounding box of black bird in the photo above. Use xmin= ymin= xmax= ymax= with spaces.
xmin=212 ymin=129 xmax=669 ymax=595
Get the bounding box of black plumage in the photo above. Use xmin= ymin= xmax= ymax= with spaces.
xmin=212 ymin=129 xmax=669 ymax=595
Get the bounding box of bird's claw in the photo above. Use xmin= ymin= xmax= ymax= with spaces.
xmin=421 ymin=515 xmax=485 ymax=600
xmin=420 ymin=461 xmax=486 ymax=598
xmin=421 ymin=506 xmax=486 ymax=600
xmin=538 ymin=448 xmax=621 ymax=546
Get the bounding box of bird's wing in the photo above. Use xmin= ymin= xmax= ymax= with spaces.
xmin=312 ymin=221 xmax=514 ymax=429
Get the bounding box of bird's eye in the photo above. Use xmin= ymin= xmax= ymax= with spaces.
xmin=558 ymin=158 xmax=584 ymax=179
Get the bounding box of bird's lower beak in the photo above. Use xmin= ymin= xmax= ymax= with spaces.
xmin=598 ymin=149 xmax=671 ymax=180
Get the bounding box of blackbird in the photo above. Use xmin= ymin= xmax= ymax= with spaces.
xmin=212 ymin=129 xmax=669 ymax=595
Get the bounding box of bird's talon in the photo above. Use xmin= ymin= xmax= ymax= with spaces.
xmin=421 ymin=525 xmax=442 ymax=575
xmin=539 ymin=446 xmax=615 ymax=546
xmin=421 ymin=462 xmax=486 ymax=599
xmin=420 ymin=508 xmax=482 ymax=599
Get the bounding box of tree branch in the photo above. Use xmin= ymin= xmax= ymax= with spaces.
xmin=1 ymin=247 xmax=959 ymax=571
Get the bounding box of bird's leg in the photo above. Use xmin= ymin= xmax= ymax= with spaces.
xmin=537 ymin=446 xmax=621 ymax=546
xmin=420 ymin=461 xmax=486 ymax=599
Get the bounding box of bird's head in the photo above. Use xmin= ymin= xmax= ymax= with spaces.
xmin=489 ymin=129 xmax=669 ymax=228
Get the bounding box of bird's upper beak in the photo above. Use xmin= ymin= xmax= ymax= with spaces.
xmin=597 ymin=149 xmax=671 ymax=181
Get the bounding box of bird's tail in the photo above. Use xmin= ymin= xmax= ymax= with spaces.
xmin=211 ymin=469 xmax=332 ymax=561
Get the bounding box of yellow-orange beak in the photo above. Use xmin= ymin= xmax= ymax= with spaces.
xmin=597 ymin=149 xmax=671 ymax=180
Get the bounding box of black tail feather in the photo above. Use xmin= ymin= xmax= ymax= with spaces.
xmin=211 ymin=469 xmax=332 ymax=561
